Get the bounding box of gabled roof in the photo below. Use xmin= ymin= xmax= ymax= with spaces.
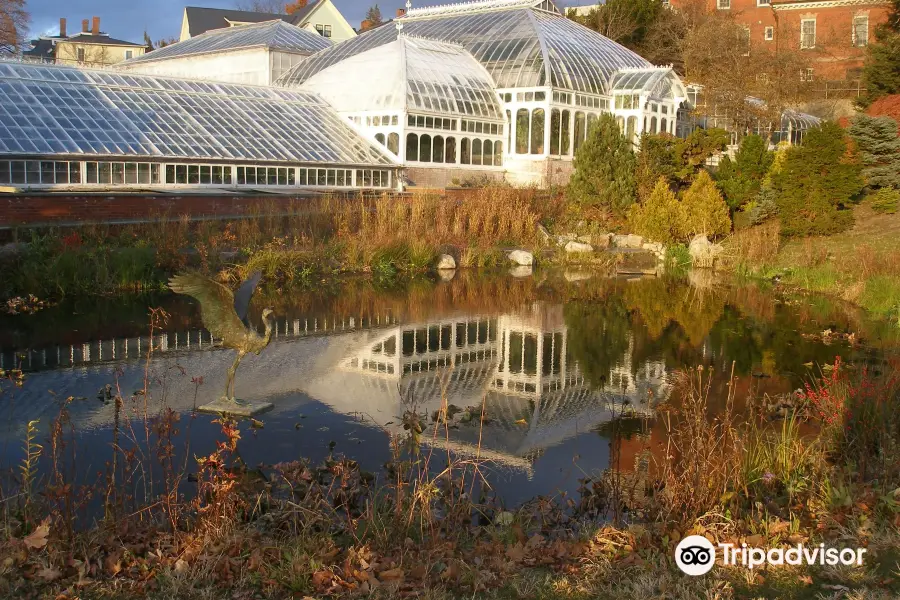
xmin=183 ymin=2 xmax=322 ymax=38
xmin=123 ymin=20 xmax=331 ymax=65
xmin=299 ymin=34 xmax=504 ymax=119
xmin=60 ymin=33 xmax=146 ymax=47
xmin=278 ymin=0 xmax=650 ymax=95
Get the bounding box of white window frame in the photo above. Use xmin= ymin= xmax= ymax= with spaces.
xmin=717 ymin=0 xmax=731 ymax=9
xmin=764 ymin=26 xmax=774 ymax=41
xmin=800 ymin=18 xmax=816 ymax=49
xmin=315 ymin=23 xmax=332 ymax=38
xmin=800 ymin=68 xmax=814 ymax=82
xmin=852 ymin=15 xmax=868 ymax=47
xmin=757 ymin=0 xmax=770 ymax=5
xmin=124 ymin=50 xmax=133 ymax=59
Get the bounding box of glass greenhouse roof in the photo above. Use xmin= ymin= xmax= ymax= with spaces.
xmin=300 ymin=35 xmax=504 ymax=119
xmin=0 ymin=61 xmax=394 ymax=166
xmin=277 ymin=0 xmax=651 ymax=95
xmin=122 ymin=20 xmax=332 ymax=65
xmin=609 ymin=67 xmax=686 ymax=100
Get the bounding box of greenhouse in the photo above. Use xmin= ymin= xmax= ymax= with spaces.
xmin=278 ymin=0 xmax=689 ymax=186
xmin=0 ymin=61 xmax=398 ymax=191
xmin=117 ymin=20 xmax=332 ymax=86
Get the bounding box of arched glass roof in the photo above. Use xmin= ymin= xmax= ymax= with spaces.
xmin=121 ymin=21 xmax=332 ymax=66
xmin=277 ymin=0 xmax=651 ymax=95
xmin=609 ymin=67 xmax=687 ymax=100
xmin=299 ymin=35 xmax=504 ymax=119
xmin=0 ymin=61 xmax=394 ymax=166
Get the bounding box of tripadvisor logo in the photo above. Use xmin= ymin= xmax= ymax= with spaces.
xmin=675 ymin=535 xmax=716 ymax=576
xmin=675 ymin=535 xmax=868 ymax=576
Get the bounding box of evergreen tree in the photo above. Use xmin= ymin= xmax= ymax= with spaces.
xmin=749 ymin=183 xmax=779 ymax=225
xmin=365 ymin=5 xmax=384 ymax=27
xmin=715 ymin=134 xmax=774 ymax=211
xmin=681 ymin=170 xmax=732 ymax=238
xmin=848 ymin=115 xmax=900 ymax=189
xmin=772 ymin=122 xmax=863 ymax=237
xmin=859 ymin=0 xmax=900 ymax=106
xmin=567 ymin=113 xmax=637 ymax=213
xmin=627 ymin=177 xmax=685 ymax=243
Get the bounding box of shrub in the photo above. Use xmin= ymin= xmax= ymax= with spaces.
xmin=772 ymin=122 xmax=864 ymax=237
xmin=681 ymin=170 xmax=732 ymax=238
xmin=748 ymin=182 xmax=779 ymax=225
xmin=634 ymin=129 xmax=731 ymax=201
xmin=716 ymin=134 xmax=774 ymax=211
xmin=849 ymin=115 xmax=900 ymax=189
xmin=627 ymin=177 xmax=686 ymax=244
xmin=567 ymin=113 xmax=636 ymax=213
xmin=870 ymin=187 xmax=900 ymax=213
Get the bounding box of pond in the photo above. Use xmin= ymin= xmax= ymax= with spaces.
xmin=0 ymin=270 xmax=893 ymax=509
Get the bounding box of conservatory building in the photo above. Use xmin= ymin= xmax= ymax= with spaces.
xmin=278 ymin=0 xmax=689 ymax=187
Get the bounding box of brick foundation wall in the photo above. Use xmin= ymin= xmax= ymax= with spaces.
xmin=405 ymin=166 xmax=506 ymax=189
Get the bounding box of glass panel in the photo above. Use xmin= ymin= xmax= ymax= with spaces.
xmin=494 ymin=140 xmax=502 ymax=165
xmin=445 ymin=137 xmax=456 ymax=163
xmin=188 ymin=165 xmax=199 ymax=184
xmin=515 ymin=109 xmax=529 ymax=154
xmin=279 ymin=168 xmax=288 ymax=185
xmin=550 ymin=109 xmax=561 ymax=155
xmin=432 ymin=135 xmax=444 ymax=163
xmin=88 ymin=162 xmax=99 ymax=184
xmin=199 ymin=165 xmax=211 ymax=184
xmin=11 ymin=161 xmax=25 ymax=184
xmin=461 ymin=138 xmax=470 ymax=165
xmin=472 ymin=139 xmax=482 ymax=166
xmin=561 ymin=110 xmax=571 ymax=155
xmin=99 ymin=162 xmax=112 ymax=184
xmin=406 ymin=134 xmax=418 ymax=162
xmin=138 ymin=163 xmax=150 ymax=184
xmin=41 ymin=161 xmax=55 ymax=184
xmin=483 ymin=140 xmax=493 ymax=166
xmin=574 ymin=112 xmax=586 ymax=153
xmin=419 ymin=134 xmax=432 ymax=163
xmin=55 ymin=162 xmax=69 ymax=184
xmin=70 ymin=162 xmax=81 ymax=184
xmin=112 ymin=163 xmax=125 ymax=185
xmin=531 ymin=109 xmax=545 ymax=154
xmin=298 ymin=168 xmax=307 ymax=185
xmin=387 ymin=133 xmax=399 ymax=155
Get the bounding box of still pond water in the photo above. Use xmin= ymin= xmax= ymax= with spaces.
xmin=0 ymin=271 xmax=893 ymax=507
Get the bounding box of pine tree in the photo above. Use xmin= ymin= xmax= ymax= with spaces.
xmin=567 ymin=113 xmax=637 ymax=213
xmin=715 ymin=134 xmax=774 ymax=211
xmin=749 ymin=183 xmax=779 ymax=225
xmin=365 ymin=5 xmax=384 ymax=27
xmin=772 ymin=122 xmax=863 ymax=237
xmin=627 ymin=177 xmax=685 ymax=243
xmin=681 ymin=170 xmax=732 ymax=238
xmin=848 ymin=115 xmax=900 ymax=189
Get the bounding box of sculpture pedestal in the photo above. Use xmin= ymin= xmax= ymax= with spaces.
xmin=197 ymin=397 xmax=274 ymax=417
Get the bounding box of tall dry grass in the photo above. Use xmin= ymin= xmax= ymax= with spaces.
xmin=721 ymin=221 xmax=781 ymax=273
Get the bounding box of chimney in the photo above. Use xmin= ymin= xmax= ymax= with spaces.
xmin=396 ymin=8 xmax=406 ymax=17
xmin=82 ymin=19 xmax=89 ymax=33
xmin=92 ymin=16 xmax=100 ymax=36
xmin=59 ymin=18 xmax=67 ymax=38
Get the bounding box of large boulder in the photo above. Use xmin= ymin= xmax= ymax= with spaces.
xmin=688 ymin=235 xmax=724 ymax=268
xmin=564 ymin=240 xmax=593 ymax=253
xmin=508 ymin=249 xmax=534 ymax=266
xmin=436 ymin=254 xmax=457 ymax=270
xmin=613 ymin=234 xmax=643 ymax=249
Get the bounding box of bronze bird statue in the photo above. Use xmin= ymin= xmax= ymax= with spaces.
xmin=168 ymin=271 xmax=275 ymax=408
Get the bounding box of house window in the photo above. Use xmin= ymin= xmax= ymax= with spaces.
xmin=800 ymin=68 xmax=814 ymax=82
xmin=741 ymin=26 xmax=751 ymax=55
xmin=764 ymin=26 xmax=774 ymax=41
xmin=125 ymin=50 xmax=133 ymax=59
xmin=757 ymin=0 xmax=770 ymax=4
xmin=800 ymin=19 xmax=816 ymax=49
xmin=852 ymin=15 xmax=868 ymax=47
xmin=77 ymin=47 xmax=85 ymax=62
xmin=717 ymin=0 xmax=730 ymax=9
xmin=315 ymin=24 xmax=332 ymax=37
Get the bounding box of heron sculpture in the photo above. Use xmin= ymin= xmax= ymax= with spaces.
xmin=168 ymin=271 xmax=276 ymax=413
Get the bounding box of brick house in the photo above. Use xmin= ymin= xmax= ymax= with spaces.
xmin=672 ymin=0 xmax=891 ymax=86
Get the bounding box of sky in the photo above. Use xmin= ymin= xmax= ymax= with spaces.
xmin=27 ymin=0 xmax=593 ymax=44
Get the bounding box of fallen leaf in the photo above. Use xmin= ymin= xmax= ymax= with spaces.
xmin=378 ymin=567 xmax=404 ymax=581
xmin=38 ymin=567 xmax=62 ymax=581
xmin=745 ymin=534 xmax=765 ymax=547
xmin=506 ymin=543 xmax=526 ymax=562
xmin=174 ymin=559 xmax=188 ymax=573
xmin=799 ymin=575 xmax=813 ymax=585
xmin=24 ymin=520 xmax=51 ymax=550
xmin=514 ymin=419 xmax=528 ymax=426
